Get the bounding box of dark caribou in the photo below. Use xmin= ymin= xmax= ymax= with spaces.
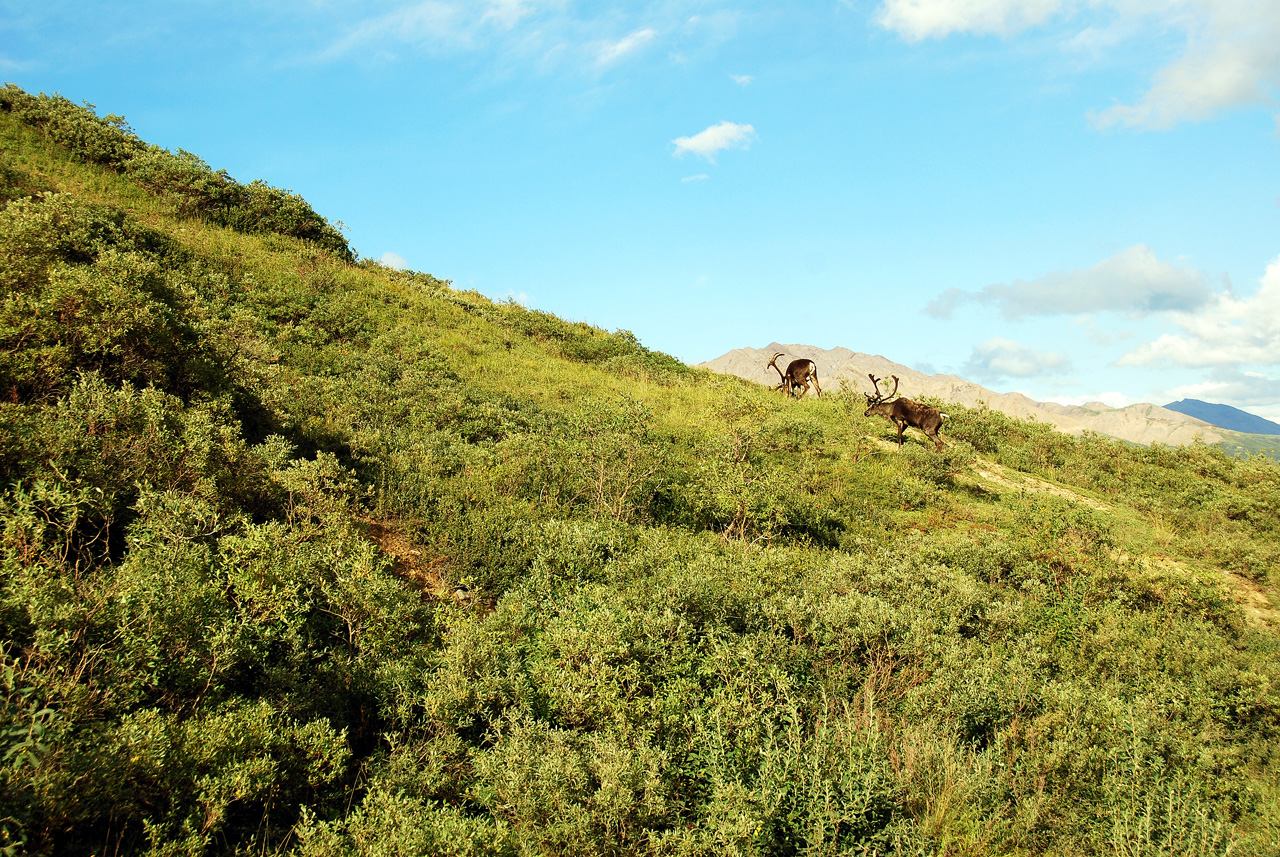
xmin=863 ymin=373 xmax=948 ymax=451
xmin=766 ymin=352 xmax=822 ymax=399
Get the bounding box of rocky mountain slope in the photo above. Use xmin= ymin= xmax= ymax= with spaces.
xmin=700 ymin=343 xmax=1225 ymax=447
xmin=1165 ymin=398 xmax=1280 ymax=435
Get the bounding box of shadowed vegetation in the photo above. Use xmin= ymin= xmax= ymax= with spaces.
xmin=1 ymin=87 xmax=1277 ymax=857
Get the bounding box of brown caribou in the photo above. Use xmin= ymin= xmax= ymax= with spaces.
xmin=766 ymin=352 xmax=822 ymax=399
xmin=864 ymin=374 xmax=948 ymax=451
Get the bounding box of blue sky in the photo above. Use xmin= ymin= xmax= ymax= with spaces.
xmin=5 ymin=0 xmax=1280 ymax=418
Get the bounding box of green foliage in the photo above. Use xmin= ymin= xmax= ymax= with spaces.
xmin=0 ymin=86 xmax=351 ymax=260
xmin=1 ymin=91 xmax=1278 ymax=857
xmin=1215 ymin=431 xmax=1280 ymax=463
xmin=500 ymin=302 xmax=693 ymax=382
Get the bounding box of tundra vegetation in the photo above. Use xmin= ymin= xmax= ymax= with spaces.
xmin=0 ymin=87 xmax=1278 ymax=857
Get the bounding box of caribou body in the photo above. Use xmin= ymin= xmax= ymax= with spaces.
xmin=864 ymin=374 xmax=948 ymax=451
xmin=766 ymin=352 xmax=822 ymax=399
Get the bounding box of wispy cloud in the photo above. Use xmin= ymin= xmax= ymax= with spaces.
xmin=926 ymin=245 xmax=1215 ymax=320
xmin=876 ymin=0 xmax=1067 ymax=40
xmin=480 ymin=0 xmax=535 ymax=30
xmin=672 ymin=120 xmax=756 ymax=162
xmin=876 ymin=0 xmax=1280 ymax=129
xmin=682 ymin=173 xmax=710 ymax=182
xmin=594 ymin=27 xmax=656 ymax=66
xmin=1164 ymin=368 xmax=1280 ymax=419
xmin=1092 ymin=2 xmax=1280 ymax=129
xmin=380 ymin=251 xmax=410 ymax=270
xmin=963 ymin=337 xmax=1071 ymax=379
xmin=312 ymin=5 xmax=669 ymax=72
xmin=317 ymin=1 xmax=469 ymax=61
xmin=731 ymin=73 xmax=753 ymax=85
xmin=1118 ymin=253 xmax=1280 ymax=367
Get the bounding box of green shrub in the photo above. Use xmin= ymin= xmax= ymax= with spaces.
xmin=0 ymin=86 xmax=352 ymax=260
xmin=2 ymin=84 xmax=1279 ymax=857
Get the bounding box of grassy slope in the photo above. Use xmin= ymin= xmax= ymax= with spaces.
xmin=1217 ymin=430 xmax=1280 ymax=462
xmin=2 ymin=101 xmax=1279 ymax=856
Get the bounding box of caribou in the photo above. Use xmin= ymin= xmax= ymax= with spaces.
xmin=864 ymin=374 xmax=948 ymax=451
xmin=766 ymin=352 xmax=822 ymax=399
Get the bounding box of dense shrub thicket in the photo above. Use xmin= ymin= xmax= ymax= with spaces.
xmin=0 ymin=86 xmax=352 ymax=261
xmin=1 ymin=95 xmax=1278 ymax=856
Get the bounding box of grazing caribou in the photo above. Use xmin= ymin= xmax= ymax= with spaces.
xmin=864 ymin=374 xmax=948 ymax=451
xmin=766 ymin=352 xmax=822 ymax=399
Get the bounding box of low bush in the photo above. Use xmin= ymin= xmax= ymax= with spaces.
xmin=2 ymin=91 xmax=1278 ymax=857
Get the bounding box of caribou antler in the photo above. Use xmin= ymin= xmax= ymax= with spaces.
xmin=767 ymin=352 xmax=787 ymax=381
xmin=866 ymin=373 xmax=900 ymax=404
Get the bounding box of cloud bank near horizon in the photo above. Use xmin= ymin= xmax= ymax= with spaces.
xmin=1118 ymin=254 xmax=1280 ymax=368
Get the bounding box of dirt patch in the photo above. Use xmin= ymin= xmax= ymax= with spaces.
xmin=1225 ymin=571 xmax=1280 ymax=629
xmin=971 ymin=461 xmax=1111 ymax=512
xmin=964 ymin=460 xmax=1278 ymax=631
xmin=361 ymin=518 xmax=465 ymax=604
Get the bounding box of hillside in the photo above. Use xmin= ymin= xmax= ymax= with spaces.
xmin=1166 ymin=399 xmax=1280 ymax=436
xmin=701 ymin=344 xmax=1242 ymax=447
xmin=2 ymin=88 xmax=1279 ymax=857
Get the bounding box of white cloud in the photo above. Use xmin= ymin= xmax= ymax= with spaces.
xmin=682 ymin=173 xmax=709 ymax=182
xmin=302 ymin=4 xmax=747 ymax=78
xmin=1048 ymin=391 xmax=1135 ymax=409
xmin=731 ymin=74 xmax=753 ymax=85
xmin=314 ymin=4 xmax=662 ymax=71
xmin=672 ymin=121 xmax=757 ymax=162
xmin=481 ymin=0 xmax=535 ymax=30
xmin=876 ymin=0 xmax=1069 ymax=40
xmin=380 ymin=251 xmax=410 ymax=270
xmin=594 ymin=27 xmax=656 ymax=66
xmin=926 ymin=244 xmax=1214 ymax=319
xmin=1118 ymin=253 xmax=1280 ymax=367
xmin=1163 ymin=368 xmax=1280 ymax=421
xmin=319 ymin=2 xmax=468 ymax=60
xmin=1094 ymin=391 xmax=1135 ymax=409
xmin=963 ymin=337 xmax=1070 ymax=379
xmin=876 ymin=0 xmax=1280 ymax=129
xmin=1166 ymin=379 xmax=1232 ymax=400
xmin=1070 ymin=315 xmax=1136 ymax=346
xmin=1092 ymin=2 xmax=1280 ymax=129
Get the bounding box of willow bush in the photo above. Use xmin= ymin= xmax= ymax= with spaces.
xmin=1 ymin=88 xmax=1277 ymax=856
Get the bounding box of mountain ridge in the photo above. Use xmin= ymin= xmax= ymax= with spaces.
xmin=700 ymin=343 xmax=1226 ymax=447
xmin=1164 ymin=398 xmax=1280 ymax=436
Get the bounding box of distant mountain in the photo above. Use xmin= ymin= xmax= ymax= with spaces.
xmin=700 ymin=344 xmax=1225 ymax=447
xmin=1164 ymin=399 xmax=1280 ymax=436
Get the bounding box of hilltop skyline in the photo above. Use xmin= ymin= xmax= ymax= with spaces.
xmin=5 ymin=0 xmax=1279 ymax=417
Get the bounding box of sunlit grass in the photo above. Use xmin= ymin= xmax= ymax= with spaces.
xmin=1 ymin=100 xmax=1276 ymax=856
